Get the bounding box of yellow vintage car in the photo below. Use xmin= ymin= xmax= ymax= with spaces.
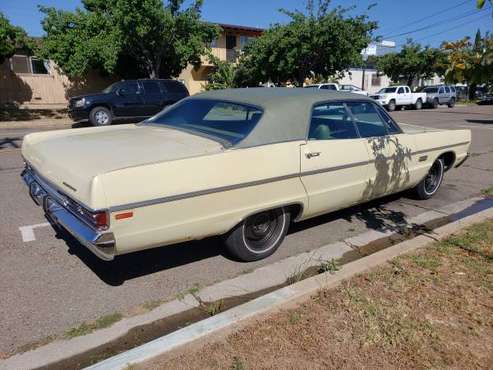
xmin=21 ymin=88 xmax=471 ymax=262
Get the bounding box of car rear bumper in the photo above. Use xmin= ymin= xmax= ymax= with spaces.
xmin=21 ymin=166 xmax=116 ymax=261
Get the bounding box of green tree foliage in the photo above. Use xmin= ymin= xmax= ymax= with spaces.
xmin=236 ymin=0 xmax=377 ymax=86
xmin=204 ymin=54 xmax=238 ymax=90
xmin=375 ymin=41 xmax=445 ymax=86
xmin=442 ymin=31 xmax=493 ymax=98
xmin=39 ymin=0 xmax=218 ymax=79
xmin=0 ymin=12 xmax=31 ymax=64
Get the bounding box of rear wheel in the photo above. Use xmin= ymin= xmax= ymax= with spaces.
xmin=414 ymin=99 xmax=423 ymax=110
xmin=89 ymin=106 xmax=113 ymax=126
xmin=387 ymin=100 xmax=396 ymax=112
xmin=223 ymin=208 xmax=290 ymax=261
xmin=414 ymin=158 xmax=445 ymax=200
xmin=448 ymin=98 xmax=456 ymax=108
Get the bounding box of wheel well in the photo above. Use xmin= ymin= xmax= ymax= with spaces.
xmin=90 ymin=104 xmax=112 ymax=113
xmin=285 ymin=203 xmax=304 ymax=222
xmin=438 ymin=151 xmax=456 ymax=171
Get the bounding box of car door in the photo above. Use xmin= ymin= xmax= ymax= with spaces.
xmin=141 ymin=80 xmax=165 ymax=116
xmin=113 ymin=81 xmax=145 ymax=117
xmin=300 ymin=102 xmax=371 ymax=217
xmin=396 ymin=87 xmax=406 ymax=105
xmin=438 ymin=87 xmax=446 ymax=104
xmin=346 ymin=101 xmax=417 ymax=199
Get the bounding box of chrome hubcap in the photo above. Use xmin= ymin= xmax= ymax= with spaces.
xmin=424 ymin=161 xmax=442 ymax=194
xmin=244 ymin=210 xmax=284 ymax=253
xmin=95 ymin=111 xmax=109 ymax=125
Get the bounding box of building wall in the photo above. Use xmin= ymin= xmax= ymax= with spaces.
xmin=0 ymin=58 xmax=116 ymax=106
xmin=337 ymin=68 xmax=392 ymax=95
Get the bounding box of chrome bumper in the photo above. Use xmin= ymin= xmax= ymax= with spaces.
xmin=21 ymin=167 xmax=116 ymax=261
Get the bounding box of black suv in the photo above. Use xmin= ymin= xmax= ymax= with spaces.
xmin=68 ymin=79 xmax=189 ymax=126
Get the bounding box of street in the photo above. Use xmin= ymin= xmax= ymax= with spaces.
xmin=0 ymin=104 xmax=492 ymax=357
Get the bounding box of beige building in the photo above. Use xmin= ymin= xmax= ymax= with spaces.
xmin=179 ymin=23 xmax=263 ymax=94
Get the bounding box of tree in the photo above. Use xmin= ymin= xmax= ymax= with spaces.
xmin=236 ymin=0 xmax=377 ymax=86
xmin=442 ymin=31 xmax=493 ymax=99
xmin=204 ymin=54 xmax=238 ymax=90
xmin=39 ymin=0 xmax=218 ymax=79
xmin=0 ymin=12 xmax=31 ymax=64
xmin=375 ymin=41 xmax=445 ymax=86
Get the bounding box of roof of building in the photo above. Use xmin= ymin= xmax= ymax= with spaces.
xmin=191 ymin=88 xmax=371 ymax=148
xmin=216 ymin=23 xmax=264 ymax=33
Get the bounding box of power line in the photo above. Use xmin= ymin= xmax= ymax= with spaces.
xmin=394 ymin=12 xmax=491 ymax=47
xmin=378 ymin=0 xmax=472 ymax=35
xmin=382 ymin=6 xmax=489 ymax=39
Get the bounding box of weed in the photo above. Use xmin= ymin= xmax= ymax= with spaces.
xmin=64 ymin=313 xmax=123 ymax=338
xmin=409 ymin=254 xmax=441 ymax=270
xmin=177 ymin=283 xmax=201 ymax=300
xmin=319 ymin=258 xmax=340 ymax=274
xmin=142 ymin=300 xmax=163 ymax=312
xmin=288 ymin=311 xmax=301 ymax=324
xmin=231 ymin=356 xmax=245 ymax=370
xmin=206 ymin=299 xmax=224 ymax=316
xmin=482 ymin=186 xmax=493 ymax=197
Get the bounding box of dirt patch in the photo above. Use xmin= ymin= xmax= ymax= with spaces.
xmin=143 ymin=220 xmax=493 ymax=369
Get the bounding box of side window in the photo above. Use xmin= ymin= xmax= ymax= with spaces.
xmin=347 ymin=102 xmax=388 ymax=138
xmin=439 ymin=87 xmax=444 ymax=94
xmin=397 ymin=87 xmax=404 ymax=94
xmin=376 ymin=104 xmax=401 ymax=134
xmin=444 ymin=86 xmax=450 ymax=93
xmin=308 ymin=103 xmax=358 ymax=140
xmin=119 ymin=81 xmax=140 ymax=95
xmin=142 ymin=80 xmax=161 ymax=95
xmin=450 ymin=86 xmax=456 ymax=93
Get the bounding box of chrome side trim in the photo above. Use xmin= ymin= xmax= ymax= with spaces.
xmin=413 ymin=141 xmax=469 ymax=156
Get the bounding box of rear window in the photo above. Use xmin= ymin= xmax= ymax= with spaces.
xmin=161 ymin=80 xmax=188 ymax=94
xmin=145 ymin=99 xmax=263 ymax=146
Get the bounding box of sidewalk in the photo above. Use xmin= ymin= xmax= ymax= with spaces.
xmin=142 ymin=220 xmax=493 ymax=369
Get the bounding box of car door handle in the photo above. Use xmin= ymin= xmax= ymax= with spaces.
xmin=306 ymin=152 xmax=321 ymax=159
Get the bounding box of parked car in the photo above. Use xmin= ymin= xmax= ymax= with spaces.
xmin=477 ymin=95 xmax=493 ymax=105
xmin=22 ymin=89 xmax=470 ymax=262
xmin=370 ymin=85 xmax=427 ymax=111
xmin=304 ymin=83 xmax=368 ymax=96
xmin=421 ymin=85 xmax=457 ymax=108
xmin=339 ymin=84 xmax=369 ymax=96
xmin=68 ymin=79 xmax=189 ymax=126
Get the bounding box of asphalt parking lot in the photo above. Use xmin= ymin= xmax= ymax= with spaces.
xmin=0 ymin=104 xmax=492 ymax=357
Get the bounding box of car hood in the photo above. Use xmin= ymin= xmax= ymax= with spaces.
xmin=22 ymin=124 xmax=224 ymax=207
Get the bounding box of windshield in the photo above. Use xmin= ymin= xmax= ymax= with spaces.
xmin=422 ymin=87 xmax=438 ymax=93
xmin=144 ymin=99 xmax=263 ymax=146
xmin=378 ymin=87 xmax=397 ymax=94
xmin=102 ymin=83 xmax=119 ymax=94
xmin=341 ymin=85 xmax=357 ymax=91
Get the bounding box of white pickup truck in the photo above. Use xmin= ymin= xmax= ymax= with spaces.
xmin=370 ymin=85 xmax=427 ymax=111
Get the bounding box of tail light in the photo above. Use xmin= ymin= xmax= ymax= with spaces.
xmin=75 ymin=206 xmax=109 ymax=231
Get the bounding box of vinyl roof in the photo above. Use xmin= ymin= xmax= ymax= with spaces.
xmin=191 ymin=88 xmax=372 ymax=148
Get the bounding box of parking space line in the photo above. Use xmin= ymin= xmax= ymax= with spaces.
xmin=19 ymin=223 xmax=51 ymax=242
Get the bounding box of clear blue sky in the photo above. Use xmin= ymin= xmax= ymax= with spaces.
xmin=1 ymin=0 xmax=491 ymax=48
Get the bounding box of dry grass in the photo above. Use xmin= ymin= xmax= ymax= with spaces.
xmin=143 ymin=220 xmax=493 ymax=369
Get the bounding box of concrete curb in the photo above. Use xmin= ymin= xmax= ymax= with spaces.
xmin=85 ymin=206 xmax=493 ymax=369
xmin=0 ymin=196 xmax=488 ymax=370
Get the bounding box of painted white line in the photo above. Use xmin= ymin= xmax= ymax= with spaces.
xmin=19 ymin=223 xmax=51 ymax=242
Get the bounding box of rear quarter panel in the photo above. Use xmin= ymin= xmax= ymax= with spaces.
xmin=101 ymin=141 xmax=308 ymax=254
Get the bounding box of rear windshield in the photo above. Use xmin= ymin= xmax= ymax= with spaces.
xmin=378 ymin=87 xmax=397 ymax=93
xmin=144 ymin=99 xmax=263 ymax=146
xmin=422 ymin=87 xmax=438 ymax=93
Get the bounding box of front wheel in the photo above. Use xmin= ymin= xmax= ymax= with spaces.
xmin=223 ymin=208 xmax=290 ymax=261
xmin=387 ymin=100 xmax=396 ymax=112
xmin=432 ymin=98 xmax=439 ymax=109
xmin=89 ymin=106 xmax=113 ymax=126
xmin=414 ymin=158 xmax=445 ymax=200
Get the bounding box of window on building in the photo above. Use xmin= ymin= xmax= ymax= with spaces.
xmin=371 ymin=74 xmax=381 ymax=87
xmin=10 ymin=55 xmax=49 ymax=75
xmin=11 ymin=55 xmax=30 ymax=74
xmin=31 ymin=58 xmax=49 ymax=74
xmin=239 ymin=35 xmax=254 ymax=49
